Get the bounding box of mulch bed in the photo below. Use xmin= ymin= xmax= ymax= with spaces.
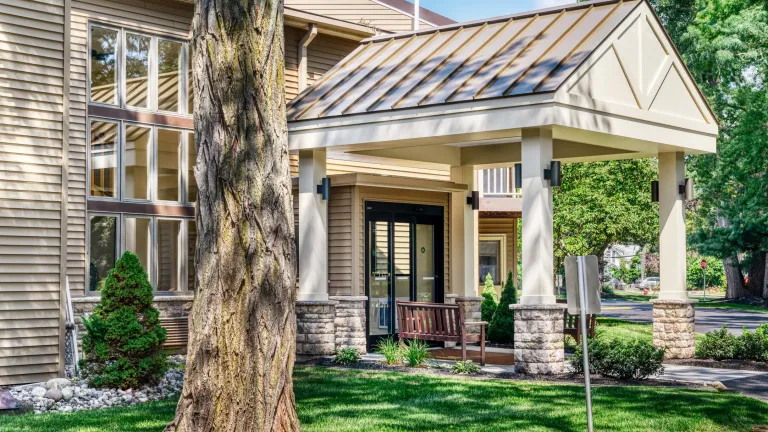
xmin=297 ymin=358 xmax=712 ymax=391
xmin=666 ymin=358 xmax=768 ymax=372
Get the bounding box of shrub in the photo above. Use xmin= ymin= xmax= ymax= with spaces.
xmin=488 ymin=271 xmax=517 ymax=344
xmin=571 ymin=332 xmax=665 ymax=380
xmin=403 ymin=338 xmax=431 ymax=367
xmin=736 ymin=324 xmax=768 ymax=361
xmin=333 ymin=348 xmax=362 ymax=365
xmin=601 ymin=283 xmax=615 ymax=295
xmin=79 ymin=252 xmax=167 ymax=389
xmin=697 ymin=325 xmax=740 ymax=360
xmin=481 ymin=273 xmax=498 ymax=323
xmin=451 ymin=360 xmax=481 ymax=375
xmin=375 ymin=337 xmax=403 ymax=365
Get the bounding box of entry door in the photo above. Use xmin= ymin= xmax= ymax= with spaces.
xmin=365 ymin=202 xmax=443 ymax=346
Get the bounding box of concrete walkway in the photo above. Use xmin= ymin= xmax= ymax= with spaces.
xmin=658 ymin=364 xmax=768 ymax=401
xmin=601 ymin=300 xmax=768 ymax=334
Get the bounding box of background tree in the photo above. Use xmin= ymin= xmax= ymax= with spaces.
xmin=553 ymin=159 xmax=658 ymax=280
xmin=166 ymin=0 xmax=300 ymax=430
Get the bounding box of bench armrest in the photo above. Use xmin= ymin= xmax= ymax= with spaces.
xmin=464 ymin=321 xmax=488 ymax=326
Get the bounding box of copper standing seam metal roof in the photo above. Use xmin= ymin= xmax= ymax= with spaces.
xmin=287 ymin=0 xmax=642 ymax=122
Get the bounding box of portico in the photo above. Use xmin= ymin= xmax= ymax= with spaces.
xmin=288 ymin=0 xmax=717 ymax=368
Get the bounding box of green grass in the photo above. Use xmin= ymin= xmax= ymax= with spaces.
xmin=595 ymin=317 xmax=654 ymax=343
xmin=604 ymin=291 xmax=768 ymax=314
xmin=2 ymin=367 xmax=768 ymax=431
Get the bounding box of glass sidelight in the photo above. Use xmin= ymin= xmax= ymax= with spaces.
xmin=415 ymin=224 xmax=435 ymax=303
xmin=369 ymin=221 xmax=390 ymax=337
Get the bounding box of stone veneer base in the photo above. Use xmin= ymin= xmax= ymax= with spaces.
xmin=651 ymin=299 xmax=697 ymax=359
xmin=510 ymin=304 xmax=566 ymax=375
xmin=330 ymin=296 xmax=367 ymax=354
xmin=296 ymin=300 xmax=338 ymax=356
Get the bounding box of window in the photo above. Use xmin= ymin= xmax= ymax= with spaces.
xmin=90 ymin=26 xmax=118 ymax=105
xmin=90 ymin=121 xmax=118 ymax=198
xmin=88 ymin=214 xmax=118 ymax=291
xmin=157 ymin=219 xmax=182 ymax=291
xmin=124 ymin=125 xmax=151 ymax=200
xmin=157 ymin=129 xmax=181 ymax=201
xmin=89 ymin=24 xmax=190 ymax=115
xmin=187 ymin=220 xmax=197 ymax=291
xmin=124 ymin=215 xmax=152 ymax=273
xmin=479 ymin=234 xmax=507 ymax=285
xmin=187 ymin=132 xmax=197 ymax=202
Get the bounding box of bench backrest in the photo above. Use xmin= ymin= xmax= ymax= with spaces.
xmin=395 ymin=300 xmax=464 ymax=342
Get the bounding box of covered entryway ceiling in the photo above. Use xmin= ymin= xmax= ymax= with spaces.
xmin=287 ymin=0 xmax=717 ymax=167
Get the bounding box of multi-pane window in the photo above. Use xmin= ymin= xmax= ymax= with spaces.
xmin=89 ymin=121 xmax=118 ymax=198
xmin=88 ymin=214 xmax=118 ymax=291
xmin=479 ymin=234 xmax=506 ymax=286
xmin=89 ymin=24 xmax=190 ymax=115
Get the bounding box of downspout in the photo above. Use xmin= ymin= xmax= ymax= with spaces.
xmin=413 ymin=0 xmax=420 ymax=31
xmin=59 ymin=0 xmax=72 ymax=377
xmin=298 ymin=24 xmax=318 ymax=93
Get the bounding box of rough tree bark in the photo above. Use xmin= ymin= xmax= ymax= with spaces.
xmin=165 ymin=0 xmax=300 ymax=431
xmin=724 ymin=255 xmax=749 ymax=299
xmin=747 ymin=250 xmax=766 ymax=297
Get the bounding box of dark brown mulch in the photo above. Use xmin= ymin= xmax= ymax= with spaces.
xmin=297 ymin=357 xmax=711 ymax=391
xmin=666 ymin=358 xmax=768 ymax=372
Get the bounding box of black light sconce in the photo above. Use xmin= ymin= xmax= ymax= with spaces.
xmin=316 ymin=177 xmax=331 ymax=201
xmin=514 ymin=163 xmax=522 ymax=189
xmin=543 ymin=161 xmax=562 ymax=187
xmin=680 ymin=178 xmax=694 ymax=200
xmin=651 ymin=181 xmax=659 ymax=202
xmin=466 ymin=191 xmax=480 ymax=210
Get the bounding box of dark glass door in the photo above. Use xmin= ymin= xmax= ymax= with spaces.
xmin=365 ymin=202 xmax=443 ymax=347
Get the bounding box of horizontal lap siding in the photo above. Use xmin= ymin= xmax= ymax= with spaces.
xmin=284 ymin=0 xmax=436 ymax=32
xmin=0 ymin=0 xmax=65 ymax=386
xmin=329 ymin=186 xmax=352 ymax=296
xmin=68 ymin=0 xmax=193 ymax=298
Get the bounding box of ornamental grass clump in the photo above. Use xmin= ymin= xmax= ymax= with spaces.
xmin=79 ymin=251 xmax=168 ymax=389
xmin=333 ymin=348 xmax=362 ymax=365
xmin=404 ymin=339 xmax=431 ymax=367
xmin=451 ymin=360 xmax=481 ymax=375
xmin=376 ymin=336 xmax=403 ymax=365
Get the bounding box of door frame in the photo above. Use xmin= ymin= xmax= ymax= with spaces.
xmin=364 ymin=201 xmax=444 ymax=347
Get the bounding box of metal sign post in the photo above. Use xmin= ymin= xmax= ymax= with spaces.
xmin=577 ymin=256 xmax=594 ymax=432
xmin=701 ymin=259 xmax=707 ymax=298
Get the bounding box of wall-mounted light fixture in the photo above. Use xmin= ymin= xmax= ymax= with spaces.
xmin=316 ymin=177 xmax=331 ymax=201
xmin=680 ymin=178 xmax=693 ymax=200
xmin=651 ymin=180 xmax=659 ymax=202
xmin=514 ymin=163 xmax=522 ymax=189
xmin=466 ymin=191 xmax=479 ymax=210
xmin=543 ymin=161 xmax=562 ymax=187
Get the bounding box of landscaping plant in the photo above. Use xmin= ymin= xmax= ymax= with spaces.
xmin=480 ymin=273 xmax=498 ymax=323
xmin=375 ymin=336 xmax=403 ymax=365
xmin=451 ymin=360 xmax=481 ymax=375
xmin=696 ymin=325 xmax=740 ymax=360
xmin=736 ymin=324 xmax=768 ymax=361
xmin=79 ymin=251 xmax=168 ymax=389
xmin=403 ymin=338 xmax=431 ymax=367
xmin=571 ymin=331 xmax=665 ymax=380
xmin=333 ymin=348 xmax=362 ymax=365
xmin=488 ymin=271 xmax=517 ymax=344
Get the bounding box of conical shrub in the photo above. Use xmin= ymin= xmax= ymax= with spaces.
xmin=488 ymin=271 xmax=517 ymax=344
xmin=80 ymin=251 xmax=168 ymax=388
xmin=480 ymin=273 xmax=498 ymax=323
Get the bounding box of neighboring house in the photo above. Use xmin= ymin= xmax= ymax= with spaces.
xmin=0 ymin=0 xmax=717 ymax=383
xmin=604 ymin=244 xmax=642 ymax=268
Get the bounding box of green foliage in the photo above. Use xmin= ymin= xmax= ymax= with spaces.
xmin=696 ymin=326 xmax=740 ymax=360
xmin=697 ymin=324 xmax=768 ymax=361
xmin=333 ymin=348 xmax=362 ymax=365
xmin=480 ymin=273 xmax=498 ymax=323
xmin=79 ymin=251 xmax=167 ymax=389
xmin=608 ymin=256 xmax=642 ymax=285
xmin=403 ymin=339 xmax=431 ymax=367
xmin=571 ymin=331 xmax=665 ymax=380
xmin=553 ymin=160 xmax=659 ymax=276
xmin=686 ymin=254 xmax=725 ymax=289
xmin=451 ymin=360 xmax=482 ymax=375
xmin=488 ymin=271 xmax=517 ymax=344
xmin=375 ymin=337 xmax=403 ymax=365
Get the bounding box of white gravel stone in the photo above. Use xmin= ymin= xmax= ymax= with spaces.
xmin=30 ymin=387 xmax=46 ymax=398
xmin=46 ymin=378 xmax=72 ymax=390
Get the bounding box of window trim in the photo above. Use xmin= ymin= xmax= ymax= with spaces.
xmin=88 ymin=21 xmax=191 ymax=118
xmin=479 ymin=233 xmax=507 ymax=287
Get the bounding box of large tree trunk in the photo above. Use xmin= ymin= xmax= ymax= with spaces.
xmin=747 ymin=250 xmax=766 ymax=297
xmin=166 ymin=0 xmax=299 ymax=431
xmin=724 ymin=255 xmax=749 ymax=299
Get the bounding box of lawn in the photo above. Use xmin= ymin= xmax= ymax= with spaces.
xmin=2 ymin=367 xmax=768 ymax=432
xmin=605 ymin=291 xmax=768 ymax=314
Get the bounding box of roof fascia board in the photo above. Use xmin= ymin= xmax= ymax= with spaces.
xmin=284 ymin=7 xmax=378 ymax=41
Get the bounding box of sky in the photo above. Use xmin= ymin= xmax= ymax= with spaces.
xmin=411 ymin=0 xmax=575 ymax=22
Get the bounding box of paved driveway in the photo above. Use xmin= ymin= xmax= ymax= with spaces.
xmin=600 ymin=300 xmax=768 ymax=334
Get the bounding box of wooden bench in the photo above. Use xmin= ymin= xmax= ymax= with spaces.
xmin=160 ymin=317 xmax=189 ymax=349
xmin=395 ymin=300 xmax=488 ymax=366
xmin=556 ymin=299 xmax=596 ymax=344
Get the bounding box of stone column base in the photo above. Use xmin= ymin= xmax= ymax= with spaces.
xmin=651 ymin=299 xmax=696 ymax=359
xmin=510 ymin=304 xmax=566 ymax=374
xmin=457 ymin=296 xmax=483 ymax=334
xmin=331 ymin=296 xmax=367 ymax=354
xmin=296 ymin=300 xmax=337 ymax=355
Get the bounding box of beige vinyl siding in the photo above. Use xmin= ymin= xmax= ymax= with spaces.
xmin=0 ymin=0 xmax=66 ymax=386
xmin=329 ymin=186 xmax=353 ymax=296
xmin=357 ymin=187 xmax=450 ymax=296
xmin=285 ymin=26 xmax=301 ymax=101
xmin=479 ymin=216 xmax=519 ymax=288
xmin=67 ymin=0 xmax=193 ymax=297
xmin=284 ymin=0 xmax=436 ymax=32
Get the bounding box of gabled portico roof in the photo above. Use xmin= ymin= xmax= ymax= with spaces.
xmin=288 ymin=0 xmax=718 ymax=165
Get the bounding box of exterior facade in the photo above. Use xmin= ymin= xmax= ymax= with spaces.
xmin=0 ymin=0 xmax=717 ymax=385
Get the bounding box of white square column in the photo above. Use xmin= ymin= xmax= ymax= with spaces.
xmin=658 ymin=151 xmax=688 ymax=300
xmin=298 ymin=149 xmax=328 ymax=301
xmin=450 ymin=166 xmax=478 ymax=297
xmin=520 ymin=128 xmax=555 ymax=305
